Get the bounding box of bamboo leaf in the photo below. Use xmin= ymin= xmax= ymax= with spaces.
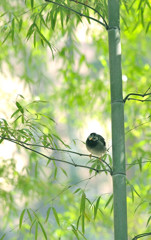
xmin=34 ymin=31 xmax=37 ymax=47
xmin=52 ymin=133 xmax=70 ymax=148
xmin=26 ymin=23 xmax=35 ymax=40
xmin=71 ymin=225 xmax=80 ymax=240
xmin=81 ymin=214 xmax=85 ymax=234
xmin=94 ymin=196 xmax=101 ymax=220
xmin=134 ymin=201 xmax=145 ymax=213
xmin=30 ymin=219 xmax=36 ymax=232
xmin=13 ymin=114 xmax=22 ymax=123
xmin=19 ymin=19 xmax=22 ymax=32
xmin=11 ymin=109 xmax=20 ymax=118
xmin=52 ymin=207 xmax=60 ymax=226
xmin=0 ymin=138 xmax=4 ymax=144
xmin=35 ymin=221 xmax=38 ymax=240
xmin=11 ymin=18 xmax=15 ymax=42
xmin=54 ymin=166 xmax=58 ymax=179
xmin=34 ymin=23 xmax=54 ymax=57
xmin=2 ymin=30 xmax=11 ymax=44
xmin=19 ymin=208 xmax=26 ymax=229
xmin=146 ymin=21 xmax=151 ymax=33
xmin=60 ymin=167 xmax=68 ymax=177
xmin=104 ymin=194 xmax=113 ymax=208
xmin=77 ymin=229 xmax=87 ymax=240
xmin=38 ymin=221 xmax=48 ymax=240
xmin=22 ymin=115 xmax=25 ymax=124
xmin=146 ymin=215 xmax=151 ymax=227
xmin=80 ymin=192 xmax=86 ymax=214
xmin=31 ymin=0 xmax=34 ymax=9
xmin=27 ymin=209 xmax=33 ymax=222
xmin=76 ymin=215 xmax=81 ymax=229
xmin=45 ymin=207 xmax=51 ymax=223
xmin=0 ymin=233 xmax=6 ymax=240
xmin=74 ymin=188 xmax=81 ymax=194
xmin=137 ymin=158 xmax=142 ymax=171
xmin=16 ymin=102 xmax=24 ymax=114
xmin=60 ymin=9 xmax=64 ymax=28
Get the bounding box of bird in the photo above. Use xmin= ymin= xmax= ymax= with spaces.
xmin=86 ymin=132 xmax=106 ymax=157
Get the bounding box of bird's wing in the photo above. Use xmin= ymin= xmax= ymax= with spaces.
xmin=98 ymin=135 xmax=106 ymax=146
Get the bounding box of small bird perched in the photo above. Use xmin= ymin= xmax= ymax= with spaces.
xmin=86 ymin=132 xmax=106 ymax=157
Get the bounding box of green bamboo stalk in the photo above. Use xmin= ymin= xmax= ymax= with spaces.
xmin=108 ymin=0 xmax=128 ymax=239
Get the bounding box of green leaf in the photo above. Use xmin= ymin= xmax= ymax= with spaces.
xmin=77 ymin=229 xmax=87 ymax=240
xmin=81 ymin=213 xmax=85 ymax=234
xmin=35 ymin=221 xmax=38 ymax=240
xmin=19 ymin=208 xmax=26 ymax=229
xmin=34 ymin=23 xmax=54 ymax=57
xmin=19 ymin=19 xmax=22 ymax=32
xmin=13 ymin=115 xmax=22 ymax=123
xmin=2 ymin=30 xmax=11 ymax=44
xmin=0 ymin=233 xmax=6 ymax=240
xmin=71 ymin=225 xmax=80 ymax=240
xmin=11 ymin=18 xmax=15 ymax=42
xmin=52 ymin=207 xmax=60 ymax=226
xmin=16 ymin=101 xmax=24 ymax=114
xmin=31 ymin=0 xmax=34 ymax=9
xmin=34 ymin=30 xmax=37 ymax=47
xmin=45 ymin=207 xmax=51 ymax=223
xmin=80 ymin=192 xmax=86 ymax=214
xmin=146 ymin=21 xmax=151 ymax=33
xmin=134 ymin=201 xmax=145 ymax=213
xmin=76 ymin=215 xmax=81 ymax=229
xmin=54 ymin=166 xmax=58 ymax=179
xmin=146 ymin=215 xmax=151 ymax=227
xmin=0 ymin=138 xmax=4 ymax=144
xmin=60 ymin=167 xmax=68 ymax=177
xmin=30 ymin=219 xmax=36 ymax=232
xmin=73 ymin=188 xmax=81 ymax=194
xmin=21 ymin=115 xmax=25 ymax=124
xmin=26 ymin=23 xmax=35 ymax=40
xmin=60 ymin=9 xmax=64 ymax=28
xmin=94 ymin=196 xmax=101 ymax=219
xmin=104 ymin=194 xmax=113 ymax=208
xmin=11 ymin=109 xmax=20 ymax=118
xmin=38 ymin=221 xmax=48 ymax=240
xmin=27 ymin=209 xmax=33 ymax=222
xmin=137 ymin=158 xmax=142 ymax=171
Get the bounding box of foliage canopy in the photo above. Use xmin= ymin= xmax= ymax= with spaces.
xmin=0 ymin=0 xmax=151 ymax=239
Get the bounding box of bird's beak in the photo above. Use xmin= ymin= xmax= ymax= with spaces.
xmin=89 ymin=137 xmax=93 ymax=140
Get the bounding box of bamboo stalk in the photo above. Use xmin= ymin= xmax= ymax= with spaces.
xmin=108 ymin=0 xmax=128 ymax=239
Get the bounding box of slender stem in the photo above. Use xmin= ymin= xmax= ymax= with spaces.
xmin=69 ymin=0 xmax=109 ymax=29
xmin=123 ymin=92 xmax=151 ymax=102
xmin=45 ymin=0 xmax=107 ymax=28
xmin=131 ymin=232 xmax=151 ymax=240
xmin=0 ymin=136 xmax=112 ymax=174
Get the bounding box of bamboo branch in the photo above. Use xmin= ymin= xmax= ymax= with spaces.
xmin=125 ymin=98 xmax=151 ymax=102
xmin=131 ymin=232 xmax=151 ymax=240
xmin=0 ymin=136 xmax=112 ymax=174
xmin=69 ymin=0 xmax=109 ymax=29
xmin=123 ymin=92 xmax=151 ymax=103
xmin=45 ymin=0 xmax=107 ymax=28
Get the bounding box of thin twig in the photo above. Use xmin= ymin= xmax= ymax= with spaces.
xmin=144 ymin=84 xmax=151 ymax=95
xmin=123 ymin=92 xmax=151 ymax=103
xmin=45 ymin=0 xmax=107 ymax=28
xmin=0 ymin=136 xmax=112 ymax=173
xmin=69 ymin=0 xmax=109 ymax=29
xmin=0 ymin=3 xmax=47 ymax=28
xmin=0 ymin=136 xmax=112 ymax=174
xmin=131 ymin=232 xmax=151 ymax=240
xmin=125 ymin=98 xmax=151 ymax=102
